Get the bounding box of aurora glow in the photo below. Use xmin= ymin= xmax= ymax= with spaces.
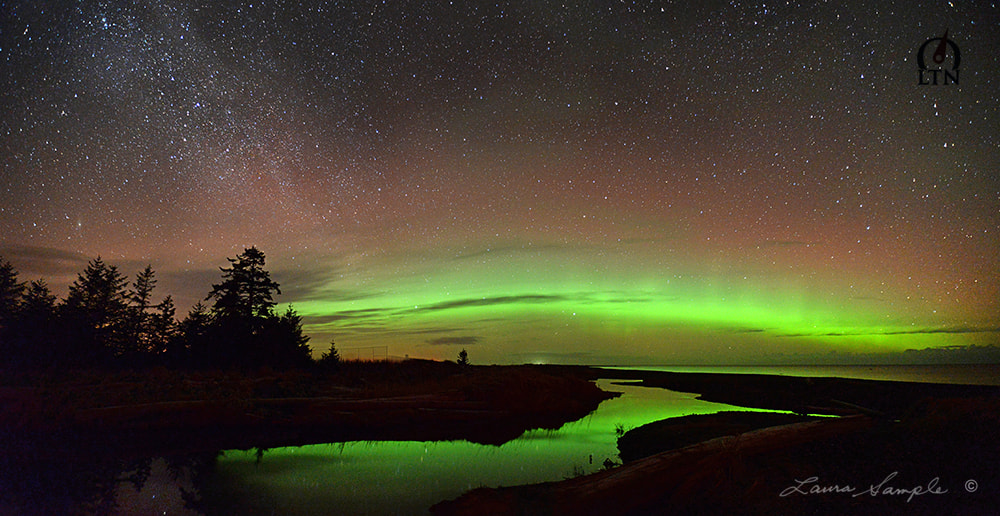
xmin=2 ymin=1 xmax=998 ymax=364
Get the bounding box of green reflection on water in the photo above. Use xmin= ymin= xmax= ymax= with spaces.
xmin=211 ymin=380 xmax=777 ymax=515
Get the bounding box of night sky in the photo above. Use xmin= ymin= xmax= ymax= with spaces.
xmin=2 ymin=1 xmax=998 ymax=365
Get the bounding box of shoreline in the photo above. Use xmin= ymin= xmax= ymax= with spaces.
xmin=434 ymin=366 xmax=1000 ymax=515
xmin=595 ymin=363 xmax=1000 ymax=386
xmin=5 ymin=363 xmax=997 ymax=458
xmin=550 ymin=365 xmax=1000 ymax=416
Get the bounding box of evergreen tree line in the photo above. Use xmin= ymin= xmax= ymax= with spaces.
xmin=0 ymin=247 xmax=312 ymax=370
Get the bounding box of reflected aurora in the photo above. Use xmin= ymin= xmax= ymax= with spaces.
xmin=210 ymin=381 xmax=782 ymax=514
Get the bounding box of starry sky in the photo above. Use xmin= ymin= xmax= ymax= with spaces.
xmin=2 ymin=1 xmax=998 ymax=365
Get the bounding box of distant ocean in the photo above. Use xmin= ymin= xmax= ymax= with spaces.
xmin=601 ymin=364 xmax=1000 ymax=386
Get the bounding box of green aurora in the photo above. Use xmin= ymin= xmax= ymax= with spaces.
xmin=3 ymin=1 xmax=998 ymax=365
xmin=286 ymin=243 xmax=998 ymax=364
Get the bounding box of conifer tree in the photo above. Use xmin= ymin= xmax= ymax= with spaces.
xmin=150 ymin=295 xmax=177 ymax=356
xmin=198 ymin=247 xmax=310 ymax=368
xmin=127 ymin=265 xmax=158 ymax=355
xmin=14 ymin=280 xmax=57 ymax=367
xmin=62 ymin=257 xmax=130 ymax=362
xmin=0 ymin=258 xmax=25 ymax=338
xmin=206 ymin=246 xmax=280 ymax=322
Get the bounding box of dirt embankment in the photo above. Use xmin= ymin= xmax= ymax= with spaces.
xmin=617 ymin=411 xmax=822 ymax=463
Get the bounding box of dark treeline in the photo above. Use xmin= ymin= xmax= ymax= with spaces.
xmin=0 ymin=246 xmax=312 ymax=370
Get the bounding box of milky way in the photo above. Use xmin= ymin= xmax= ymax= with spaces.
xmin=2 ymin=1 xmax=998 ymax=364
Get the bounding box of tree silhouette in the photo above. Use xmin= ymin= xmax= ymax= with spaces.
xmin=131 ymin=265 xmax=157 ymax=311
xmin=150 ymin=295 xmax=177 ymax=357
xmin=0 ymin=258 xmax=25 ymax=366
xmin=174 ymin=301 xmax=211 ymax=367
xmin=1 ymin=249 xmax=315 ymax=370
xmin=61 ymin=257 xmax=130 ymax=364
xmin=318 ymin=338 xmax=341 ymax=371
xmin=195 ymin=247 xmax=310 ymax=368
xmin=206 ymin=246 xmax=280 ymax=322
xmin=15 ymin=280 xmax=58 ymax=367
xmin=0 ymin=257 xmax=25 ymax=339
xmin=253 ymin=306 xmax=312 ymax=368
xmin=457 ymin=348 xmax=469 ymax=366
xmin=126 ymin=265 xmax=159 ymax=358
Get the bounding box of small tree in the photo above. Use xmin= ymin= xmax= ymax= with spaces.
xmin=457 ymin=348 xmax=469 ymax=366
xmin=253 ymin=306 xmax=312 ymax=368
xmin=317 ymin=338 xmax=341 ymax=371
xmin=176 ymin=301 xmax=212 ymax=366
xmin=130 ymin=265 xmax=157 ymax=311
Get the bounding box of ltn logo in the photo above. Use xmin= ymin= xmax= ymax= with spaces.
xmin=917 ymin=30 xmax=959 ymax=85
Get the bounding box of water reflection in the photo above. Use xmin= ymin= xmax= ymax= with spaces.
xmin=3 ymin=380 xmax=772 ymax=514
xmin=114 ymin=455 xmax=210 ymax=516
xmin=0 ymin=448 xmax=212 ymax=515
xmin=0 ymin=453 xmax=135 ymax=514
xmin=144 ymin=380 xmax=771 ymax=515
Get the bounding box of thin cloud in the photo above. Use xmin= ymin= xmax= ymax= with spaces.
xmin=408 ymin=294 xmax=567 ymax=313
xmin=307 ymin=294 xmax=568 ymax=325
xmin=725 ymin=327 xmax=768 ymax=334
xmin=779 ymin=326 xmax=1000 ymax=338
xmin=0 ymin=245 xmax=89 ymax=276
xmin=882 ymin=326 xmax=1000 ymax=336
xmin=305 ymin=308 xmax=392 ymax=324
xmin=426 ymin=336 xmax=480 ymax=346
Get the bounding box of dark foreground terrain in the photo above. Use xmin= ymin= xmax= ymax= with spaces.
xmin=434 ymin=367 xmax=1000 ymax=516
xmin=2 ymin=363 xmax=997 ymax=515
xmin=1 ymin=361 xmax=615 ymax=455
xmin=0 ymin=361 xmax=613 ymax=514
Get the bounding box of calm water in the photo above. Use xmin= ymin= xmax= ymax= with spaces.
xmin=112 ymin=364 xmax=998 ymax=514
xmin=602 ymin=364 xmax=1000 ymax=386
xmin=115 ymin=379 xmax=782 ymax=515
